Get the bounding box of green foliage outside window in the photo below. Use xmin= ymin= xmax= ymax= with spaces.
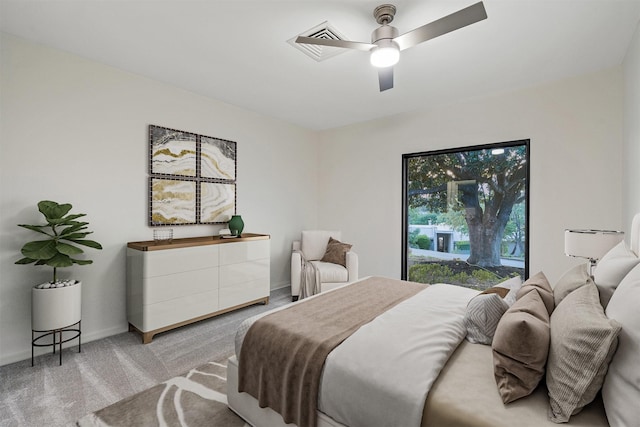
xmin=408 ymin=262 xmax=520 ymax=290
xmin=415 ymin=235 xmax=431 ymax=250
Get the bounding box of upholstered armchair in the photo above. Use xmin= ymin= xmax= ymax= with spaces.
xmin=291 ymin=230 xmax=358 ymax=301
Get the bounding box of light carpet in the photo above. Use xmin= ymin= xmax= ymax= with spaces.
xmin=0 ymin=287 xmax=291 ymax=427
xmin=76 ymin=354 xmax=248 ymax=427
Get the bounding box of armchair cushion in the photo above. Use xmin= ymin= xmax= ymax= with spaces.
xmin=320 ymin=237 xmax=353 ymax=267
xmin=301 ymin=230 xmax=341 ymax=261
xmin=310 ymin=261 xmax=349 ymax=283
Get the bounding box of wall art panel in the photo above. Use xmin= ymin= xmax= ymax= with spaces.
xmin=150 ymin=126 xmax=197 ymax=177
xmin=201 ymin=136 xmax=236 ymax=180
xmin=200 ymin=182 xmax=235 ymax=223
xmin=149 ymin=178 xmax=197 ymax=225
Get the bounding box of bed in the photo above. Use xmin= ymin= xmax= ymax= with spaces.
xmin=227 ymin=214 xmax=640 ymax=427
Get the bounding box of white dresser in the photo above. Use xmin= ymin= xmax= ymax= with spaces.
xmin=126 ymin=233 xmax=270 ymax=343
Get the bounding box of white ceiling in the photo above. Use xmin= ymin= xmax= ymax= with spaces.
xmin=2 ymin=0 xmax=640 ymax=131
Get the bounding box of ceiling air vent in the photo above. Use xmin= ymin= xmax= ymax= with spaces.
xmin=287 ymin=21 xmax=348 ymax=62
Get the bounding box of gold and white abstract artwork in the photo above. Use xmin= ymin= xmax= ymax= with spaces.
xmin=148 ymin=125 xmax=237 ymax=226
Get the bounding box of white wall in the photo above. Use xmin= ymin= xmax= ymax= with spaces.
xmin=1 ymin=31 xmax=634 ymax=367
xmin=0 ymin=34 xmax=319 ymax=365
xmin=623 ymin=21 xmax=640 ymax=227
xmin=318 ymin=68 xmax=625 ymax=285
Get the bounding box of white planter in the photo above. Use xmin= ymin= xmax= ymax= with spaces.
xmin=31 ymin=281 xmax=82 ymax=331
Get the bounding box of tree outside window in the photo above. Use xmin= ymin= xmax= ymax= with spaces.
xmin=402 ymin=141 xmax=529 ymax=290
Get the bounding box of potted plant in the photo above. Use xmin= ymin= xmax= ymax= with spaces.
xmin=16 ymin=200 xmax=102 ymax=331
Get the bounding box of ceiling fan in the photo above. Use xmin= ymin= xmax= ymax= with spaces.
xmin=295 ymin=2 xmax=487 ymax=92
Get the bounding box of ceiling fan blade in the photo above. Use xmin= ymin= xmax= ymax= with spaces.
xmin=378 ymin=67 xmax=394 ymax=92
xmin=295 ymin=36 xmax=375 ymax=52
xmin=393 ymin=2 xmax=487 ymax=51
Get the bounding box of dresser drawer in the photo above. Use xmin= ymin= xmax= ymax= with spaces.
xmin=142 ymin=245 xmax=219 ymax=277
xmin=142 ymin=267 xmax=219 ymax=305
xmin=219 ymin=259 xmax=269 ymax=287
xmin=219 ymin=278 xmax=269 ymax=310
xmin=141 ymin=290 xmax=219 ymax=331
xmin=219 ymin=240 xmax=270 ymax=265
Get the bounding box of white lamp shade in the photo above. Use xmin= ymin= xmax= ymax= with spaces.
xmin=370 ymin=41 xmax=400 ymax=68
xmin=564 ymin=229 xmax=624 ymax=261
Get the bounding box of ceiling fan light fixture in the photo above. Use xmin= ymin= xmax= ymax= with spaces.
xmin=370 ymin=41 xmax=400 ymax=68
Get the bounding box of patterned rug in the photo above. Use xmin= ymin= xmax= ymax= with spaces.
xmin=76 ymin=355 xmax=248 ymax=427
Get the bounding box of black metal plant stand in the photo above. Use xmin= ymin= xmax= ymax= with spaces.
xmin=31 ymin=320 xmax=81 ymax=366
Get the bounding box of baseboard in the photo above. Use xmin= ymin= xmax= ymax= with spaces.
xmin=270 ymin=282 xmax=291 ymax=291
xmin=81 ymin=324 xmax=129 ymax=345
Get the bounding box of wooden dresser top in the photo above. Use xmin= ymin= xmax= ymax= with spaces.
xmin=127 ymin=233 xmax=270 ymax=251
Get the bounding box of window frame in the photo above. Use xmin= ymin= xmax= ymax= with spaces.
xmin=401 ymin=139 xmax=530 ymax=281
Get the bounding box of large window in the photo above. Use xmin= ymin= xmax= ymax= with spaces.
xmin=402 ymin=140 xmax=529 ymax=290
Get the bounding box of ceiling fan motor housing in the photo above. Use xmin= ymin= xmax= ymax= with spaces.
xmin=371 ymin=24 xmax=399 ymax=44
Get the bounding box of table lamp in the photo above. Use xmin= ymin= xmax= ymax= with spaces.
xmin=564 ymin=229 xmax=624 ymax=276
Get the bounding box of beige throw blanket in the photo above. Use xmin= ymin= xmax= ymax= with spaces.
xmin=238 ymin=277 xmax=428 ymax=427
xmin=296 ymin=249 xmax=320 ymax=299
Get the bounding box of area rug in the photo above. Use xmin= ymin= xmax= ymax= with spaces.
xmin=76 ymin=355 xmax=248 ymax=427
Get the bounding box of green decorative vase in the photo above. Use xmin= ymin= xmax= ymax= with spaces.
xmin=228 ymin=215 xmax=244 ymax=237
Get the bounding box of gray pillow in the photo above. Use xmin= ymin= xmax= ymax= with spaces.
xmin=492 ymin=290 xmax=550 ymax=404
xmin=463 ymin=276 xmax=522 ymax=345
xmin=553 ymin=263 xmax=592 ymax=307
xmin=546 ymin=283 xmax=621 ymax=423
xmin=464 ymin=293 xmax=510 ymax=345
xmin=516 ymin=271 xmax=554 ymax=315
xmin=320 ymin=237 xmax=352 ymax=267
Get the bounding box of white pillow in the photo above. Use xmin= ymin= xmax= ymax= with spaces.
xmin=602 ymin=263 xmax=640 ymax=427
xmin=593 ymin=241 xmax=640 ymax=308
xmin=497 ymin=276 xmax=523 ymax=306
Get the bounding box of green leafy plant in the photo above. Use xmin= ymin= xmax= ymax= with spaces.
xmin=15 ymin=200 xmax=102 ymax=283
xmin=453 ymin=240 xmax=470 ymax=253
xmin=408 ymin=261 xmax=519 ymax=290
xmin=409 ymin=263 xmax=455 ymax=284
xmin=415 ymin=234 xmax=432 ymax=250
xmin=408 ymin=228 xmax=421 ymax=248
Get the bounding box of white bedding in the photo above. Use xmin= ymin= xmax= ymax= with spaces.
xmin=234 ymin=281 xmax=478 ymax=427
xmin=318 ymin=284 xmax=478 ymax=427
